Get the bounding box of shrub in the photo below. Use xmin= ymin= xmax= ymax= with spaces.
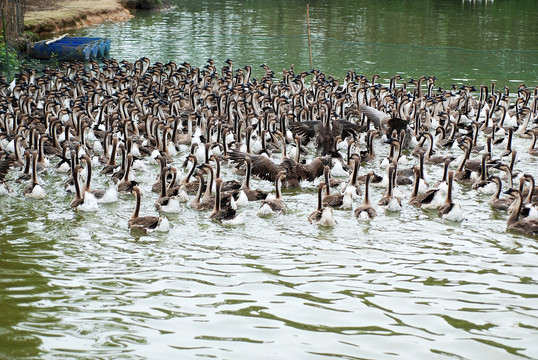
xmin=0 ymin=42 xmax=18 ymax=73
xmin=121 ymin=0 xmax=165 ymax=10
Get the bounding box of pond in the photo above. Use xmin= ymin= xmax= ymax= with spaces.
xmin=1 ymin=0 xmax=537 ymax=358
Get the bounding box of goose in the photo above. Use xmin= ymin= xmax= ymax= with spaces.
xmin=16 ymin=150 xmax=32 ymax=184
xmin=431 ymin=159 xmax=449 ymax=195
xmin=503 ymin=188 xmax=538 ymax=236
xmin=211 ymin=154 xmax=241 ymax=192
xmin=79 ymin=154 xmax=118 ymax=203
xmin=151 ymin=154 xmax=169 ymax=193
xmin=163 ymin=166 xmax=189 ymax=202
xmin=154 ymin=167 xmax=181 ymax=213
xmin=354 ymin=172 xmax=377 ymax=220
xmin=522 ymin=173 xmax=538 ymax=204
xmin=210 ymin=178 xmax=243 ymax=224
xmin=129 ymin=186 xmax=169 ymax=232
xmin=228 ymin=145 xmax=331 ymax=189
xmin=499 ymin=128 xmax=514 ymax=158
xmin=55 ymin=144 xmax=71 ymax=173
xmin=309 ymin=181 xmax=337 ymax=226
xmin=116 ymin=154 xmax=138 ymax=192
xmin=190 ymin=170 xmax=213 ymax=211
xmin=237 ymin=157 xmax=268 ymax=201
xmin=69 ymin=164 xmax=84 ymax=209
xmin=100 ymin=136 xmax=119 ymax=175
xmin=342 ymin=154 xmax=362 ymax=197
xmin=70 ymin=164 xmax=99 ymax=212
xmin=23 ymin=150 xmax=46 ymax=199
xmin=321 ymin=165 xmax=345 ymax=208
xmin=438 ymin=171 xmax=464 ymax=221
xmin=454 ymin=140 xmax=474 ymax=184
xmin=526 ymin=130 xmax=538 ymax=156
xmin=179 ymin=154 xmax=200 ymax=194
xmin=409 ymin=166 xmax=440 ymax=208
xmin=423 ymin=132 xmax=456 ymax=165
xmin=471 ymin=154 xmax=495 ymax=193
xmin=488 ymin=176 xmax=513 ymax=211
xmin=378 ymin=164 xmax=402 ymax=211
xmin=258 ymin=171 xmax=287 ymax=216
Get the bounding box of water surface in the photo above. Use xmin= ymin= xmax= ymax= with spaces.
xmin=1 ymin=0 xmax=538 ymax=359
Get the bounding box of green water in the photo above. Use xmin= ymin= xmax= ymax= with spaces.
xmin=77 ymin=0 xmax=537 ymax=86
xmin=1 ymin=0 xmax=537 ymax=359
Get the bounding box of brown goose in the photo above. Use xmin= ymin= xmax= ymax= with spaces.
xmin=155 ymin=167 xmax=181 ymax=213
xmin=504 ymin=188 xmax=538 ymax=236
xmin=308 ymin=181 xmax=337 ymax=226
xmin=210 ymin=178 xmax=240 ymax=223
xmin=79 ymin=154 xmax=117 ymax=202
xmin=23 ymin=150 xmax=46 ymax=199
xmin=100 ymin=136 xmax=119 ymax=175
xmin=438 ymin=171 xmax=464 ymax=221
xmin=258 ymin=171 xmax=287 ymax=215
xmin=471 ymin=154 xmax=492 ymax=191
xmin=409 ymin=166 xmax=440 ymax=208
xmin=322 ymin=165 xmax=344 ymax=208
xmin=228 ymin=149 xmax=331 ymax=189
xmin=378 ymin=164 xmax=401 ymax=211
xmin=488 ymin=176 xmax=513 ymax=211
xmin=354 ymin=172 xmax=377 ymax=220
xmin=238 ymin=157 xmax=269 ymax=201
xmin=70 ymin=164 xmax=84 ymax=209
xmin=116 ymin=154 xmax=138 ymax=192
xmin=16 ymin=150 xmax=31 ymax=184
xmin=129 ymin=186 xmax=169 ymax=232
xmin=180 ymin=154 xmax=200 ymax=194
xmin=191 ymin=170 xmax=213 ymax=211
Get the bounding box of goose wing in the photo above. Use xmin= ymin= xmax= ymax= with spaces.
xmin=228 ymin=150 xmax=281 ymax=182
xmin=358 ymin=104 xmax=389 ymax=128
xmin=289 ymin=121 xmax=319 ymax=142
xmin=386 ymin=117 xmax=409 ymax=133
xmin=296 ymin=156 xmax=332 ymax=182
xmin=335 ymin=119 xmax=366 ymax=139
xmin=129 ymin=216 xmax=161 ymax=230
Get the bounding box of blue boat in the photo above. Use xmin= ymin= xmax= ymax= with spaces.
xmin=28 ymin=36 xmax=111 ymax=61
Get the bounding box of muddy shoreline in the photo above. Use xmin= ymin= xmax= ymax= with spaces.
xmin=24 ymin=0 xmax=132 ymax=36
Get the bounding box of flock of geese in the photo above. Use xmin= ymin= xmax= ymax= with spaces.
xmin=0 ymin=57 xmax=537 ymax=235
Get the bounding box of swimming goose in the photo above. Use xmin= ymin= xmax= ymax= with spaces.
xmin=116 ymin=154 xmax=138 ymax=192
xmin=438 ymin=171 xmax=464 ymax=221
xmin=354 ymin=172 xmax=377 ymax=220
xmin=190 ymin=170 xmax=213 ymax=211
xmin=320 ymin=165 xmax=344 ymax=206
xmin=210 ymin=178 xmax=241 ymax=223
xmin=409 ymin=166 xmax=440 ymax=208
xmin=378 ymin=164 xmax=401 ymax=211
xmin=16 ymin=150 xmax=32 ymax=184
xmin=471 ymin=153 xmax=494 ymax=193
xmin=80 ymin=154 xmax=118 ymax=203
xmin=309 ymin=181 xmax=337 ymax=226
xmin=527 ymin=130 xmax=538 ymax=155
xmin=258 ymin=171 xmax=287 ymax=216
xmin=155 ymin=167 xmax=181 ymax=213
xmin=228 ymin=149 xmax=331 ymax=189
xmin=488 ymin=176 xmax=513 ymax=211
xmin=503 ymin=188 xmax=538 ymax=236
xmin=23 ymin=150 xmax=46 ymax=199
xmin=129 ymin=186 xmax=169 ymax=232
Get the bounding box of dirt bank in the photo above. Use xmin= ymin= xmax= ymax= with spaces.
xmin=24 ymin=0 xmax=132 ymax=36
